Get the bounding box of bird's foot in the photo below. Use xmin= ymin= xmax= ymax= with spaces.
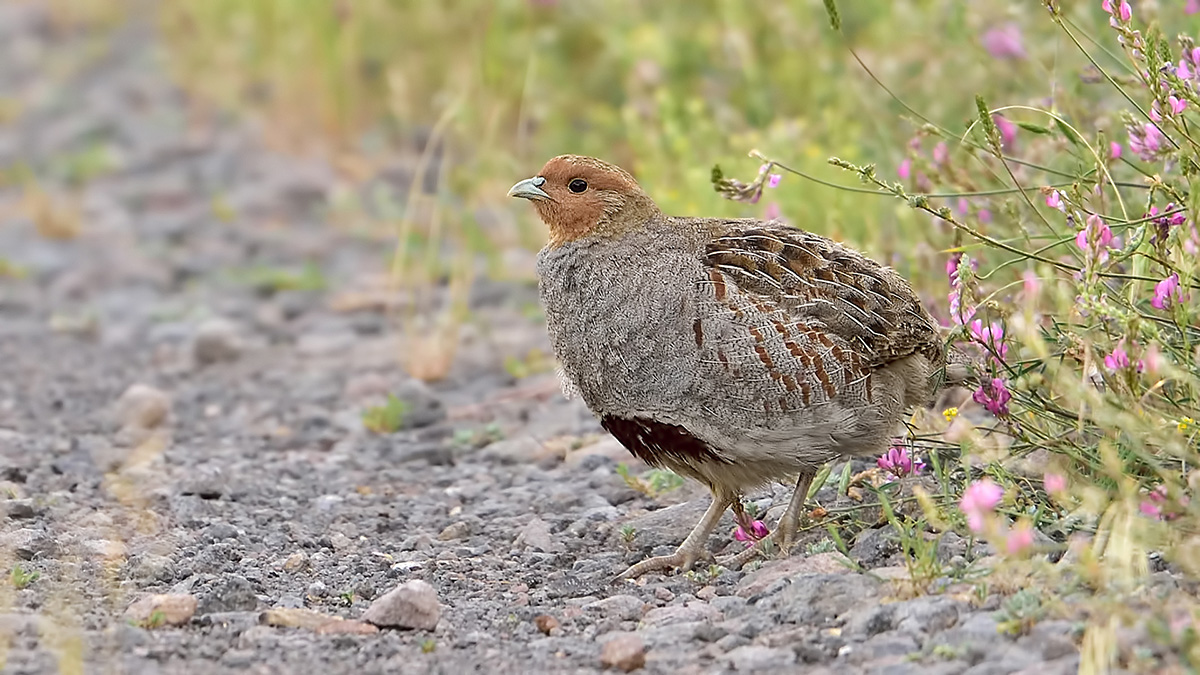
xmin=613 ymin=547 xmax=707 ymax=582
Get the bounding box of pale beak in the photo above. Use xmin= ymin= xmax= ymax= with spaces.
xmin=507 ymin=176 xmax=551 ymax=201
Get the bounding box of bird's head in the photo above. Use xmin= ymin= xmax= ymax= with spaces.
xmin=507 ymin=155 xmax=661 ymax=247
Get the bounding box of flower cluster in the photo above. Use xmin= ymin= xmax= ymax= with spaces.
xmin=1140 ymin=484 xmax=1190 ymax=521
xmin=969 ymin=319 xmax=1008 ymax=363
xmin=877 ymin=443 xmax=925 ymax=479
xmin=959 ymin=479 xmax=1034 ymax=556
xmin=973 ymin=377 xmax=1012 ymax=418
xmin=1152 ymin=273 xmax=1182 ymax=310
xmin=1101 ymin=0 xmax=1132 ymax=26
xmin=1075 ymin=214 xmax=1115 ymax=262
xmin=946 ymin=252 xmax=978 ymax=325
xmin=1103 ymin=340 xmax=1144 ymax=373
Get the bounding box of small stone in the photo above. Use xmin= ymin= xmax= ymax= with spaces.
xmin=1 ymin=528 xmax=45 ymax=560
xmin=439 ymin=521 xmax=471 ymax=541
xmin=277 ymin=595 xmax=304 ymax=609
xmin=84 ymin=539 xmax=126 ymax=558
xmin=343 ymin=373 xmax=391 ymax=402
xmin=307 ymin=580 xmax=328 ymax=597
xmin=391 ymin=379 xmax=445 ymax=429
xmin=850 ymin=526 xmax=900 ymax=567
xmin=585 ymin=595 xmax=647 ymax=622
xmin=314 ymin=619 xmax=379 ymax=635
xmin=641 ymin=602 xmax=722 ymax=628
xmin=114 ymin=384 xmax=170 ymax=430
xmin=514 ymin=517 xmax=559 ymax=553
xmin=260 ymin=608 xmax=337 ymax=630
xmin=193 ymin=318 xmax=242 ymax=365
xmin=124 ymin=594 xmax=198 ymax=627
xmin=361 ymin=579 xmax=441 ymax=630
xmin=654 ymin=587 xmax=675 ymax=602
xmin=534 ymin=614 xmax=559 ymax=635
xmin=481 ymin=437 xmax=547 ymax=465
xmin=3 ymin=499 xmax=36 ymax=519
xmin=282 ymin=552 xmax=308 ymax=572
xmin=599 ymin=632 xmax=646 ymax=672
xmin=200 ymin=576 xmax=259 ymax=613
xmin=722 ymin=645 xmax=797 ymax=670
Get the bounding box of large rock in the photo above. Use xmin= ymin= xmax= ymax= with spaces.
xmin=360 ymin=579 xmax=441 ymax=630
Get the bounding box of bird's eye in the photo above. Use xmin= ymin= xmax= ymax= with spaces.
xmin=568 ymin=178 xmax=588 ymax=193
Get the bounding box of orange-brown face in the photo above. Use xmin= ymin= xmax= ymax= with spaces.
xmin=507 ymin=155 xmax=658 ymax=247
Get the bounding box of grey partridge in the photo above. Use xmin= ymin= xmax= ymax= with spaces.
xmin=508 ymin=155 xmax=946 ymax=579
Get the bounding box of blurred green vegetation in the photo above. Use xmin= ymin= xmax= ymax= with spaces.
xmin=153 ymin=0 xmax=1128 ymax=287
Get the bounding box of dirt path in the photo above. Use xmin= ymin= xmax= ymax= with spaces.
xmin=0 ymin=7 xmax=1098 ymax=674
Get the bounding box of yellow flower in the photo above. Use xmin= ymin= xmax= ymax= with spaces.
xmin=1179 ymin=417 xmax=1195 ymax=433
xmin=943 ymin=407 xmax=959 ymax=423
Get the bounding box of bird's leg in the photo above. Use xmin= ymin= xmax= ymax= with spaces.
xmin=719 ymin=469 xmax=817 ymax=570
xmin=615 ymin=492 xmax=732 ymax=580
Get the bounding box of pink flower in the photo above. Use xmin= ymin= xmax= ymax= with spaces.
xmin=1023 ymin=270 xmax=1040 ymax=297
xmin=767 ymin=173 xmax=782 ymax=189
xmin=1129 ymin=123 xmax=1165 ymax=160
xmin=1138 ymin=485 xmax=1187 ymax=521
xmin=1152 ymin=273 xmax=1181 ymax=309
xmin=981 ymin=24 xmax=1026 ymax=60
xmin=733 ymin=520 xmax=769 ymax=546
xmin=1189 ymin=0 xmax=1200 ymax=15
xmin=1109 ymin=141 xmax=1122 ymax=159
xmin=960 ymin=479 xmax=1004 ymax=533
xmin=946 ymin=253 xmax=963 ymax=285
xmin=1120 ymin=1 xmax=1132 ymax=22
xmin=933 ymin=141 xmax=949 ymax=165
xmin=1046 ymin=190 xmax=1065 ymax=210
xmin=877 ymin=444 xmax=925 ymax=479
xmin=1179 ymin=60 xmax=1193 ymax=80
xmin=1044 ymin=473 xmax=1067 ymax=496
xmin=973 ymin=378 xmax=1012 ymax=417
xmin=1169 ymin=95 xmax=1188 ymax=115
xmin=1140 ymin=485 xmax=1167 ymax=519
xmin=764 ymin=202 xmax=782 ymax=221
xmin=993 ymin=115 xmax=1017 ymax=150
xmin=898 ymin=158 xmax=912 ymax=180
xmin=969 ymin=319 xmax=1009 ymax=362
xmin=1104 ymin=342 xmax=1131 ymax=371
xmin=1004 ymin=522 xmax=1035 ymax=556
xmin=1143 ymin=343 xmax=1165 ymax=374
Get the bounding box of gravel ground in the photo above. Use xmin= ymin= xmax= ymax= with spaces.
xmin=0 ymin=7 xmax=1105 ymax=674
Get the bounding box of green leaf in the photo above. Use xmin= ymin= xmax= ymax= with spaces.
xmin=1054 ymin=118 xmax=1084 ymax=146
xmin=1015 ymin=122 xmax=1053 ymax=135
